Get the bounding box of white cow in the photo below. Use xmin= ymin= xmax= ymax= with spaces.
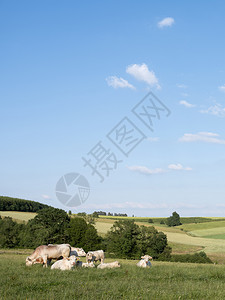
xmin=70 ymin=247 xmax=86 ymax=257
xmin=97 ymin=261 xmax=121 ymax=269
xmin=51 ymin=255 xmax=77 ymax=270
xmin=136 ymin=255 xmax=152 ymax=268
xmin=26 ymin=244 xmax=71 ymax=267
xmin=86 ymin=250 xmax=104 ymax=264
xmin=76 ymin=261 xmax=95 ymax=268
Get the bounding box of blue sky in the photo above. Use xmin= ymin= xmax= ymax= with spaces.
xmin=1 ymin=0 xmax=225 ymax=216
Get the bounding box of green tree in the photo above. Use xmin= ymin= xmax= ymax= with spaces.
xmin=82 ymin=224 xmax=102 ymax=252
xmin=106 ymin=220 xmax=171 ymax=260
xmin=148 ymin=219 xmax=154 ymax=223
xmin=0 ymin=217 xmax=25 ymax=248
xmin=92 ymin=211 xmax=99 ymax=218
xmin=67 ymin=217 xmax=87 ymax=247
xmin=137 ymin=226 xmax=170 ymax=259
xmin=20 ymin=207 xmax=70 ymax=247
xmin=167 ymin=211 xmax=182 ymax=227
xmin=106 ymin=220 xmax=140 ymax=259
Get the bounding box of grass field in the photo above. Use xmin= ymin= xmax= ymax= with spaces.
xmin=94 ymin=218 xmax=225 ymax=263
xmin=1 ymin=250 xmax=225 ymax=299
xmin=2 ymin=211 xmax=225 ymax=263
xmin=0 ymin=211 xmax=37 ymax=223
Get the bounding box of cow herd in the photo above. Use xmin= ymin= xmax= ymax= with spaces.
xmin=25 ymin=244 xmax=152 ymax=271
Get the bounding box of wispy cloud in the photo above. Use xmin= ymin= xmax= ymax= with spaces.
xmin=179 ymin=132 xmax=225 ymax=144
xmin=106 ymin=76 xmax=135 ymax=89
xmin=219 ymin=84 xmax=225 ymax=92
xmin=179 ymin=100 xmax=195 ymax=108
xmin=42 ymin=194 xmax=51 ymax=199
xmin=147 ymin=137 xmax=159 ymax=142
xmin=200 ymin=103 xmax=225 ymax=117
xmin=177 ymin=84 xmax=187 ymax=89
xmin=128 ymin=163 xmax=192 ymax=175
xmin=128 ymin=165 xmax=165 ymax=175
xmin=126 ymin=63 xmax=160 ymax=89
xmin=158 ymin=17 xmax=175 ymax=28
xmin=168 ymin=163 xmax=192 ymax=171
xmin=82 ymin=201 xmax=169 ymax=210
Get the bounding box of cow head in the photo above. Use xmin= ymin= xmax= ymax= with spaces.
xmin=76 ymin=248 xmax=86 ymax=257
xmin=141 ymin=255 xmax=152 ymax=261
xmin=86 ymin=252 xmax=93 ymax=262
xmin=66 ymin=255 xmax=78 ymax=266
xmin=26 ymin=257 xmax=33 ymax=266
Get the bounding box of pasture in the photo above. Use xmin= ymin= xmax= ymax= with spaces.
xmin=0 ymin=211 xmax=36 ymax=223
xmin=1 ymin=251 xmax=225 ymax=299
xmin=94 ymin=218 xmax=225 ymax=263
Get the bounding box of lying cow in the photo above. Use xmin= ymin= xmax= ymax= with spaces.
xmin=51 ymin=255 xmax=77 ymax=270
xmin=76 ymin=261 xmax=95 ymax=268
xmin=26 ymin=244 xmax=71 ymax=267
xmin=136 ymin=255 xmax=152 ymax=268
xmin=70 ymin=247 xmax=86 ymax=257
xmin=97 ymin=261 xmax=120 ymax=269
xmin=86 ymin=250 xmax=104 ymax=264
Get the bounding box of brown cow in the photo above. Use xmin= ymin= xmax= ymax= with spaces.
xmin=26 ymin=244 xmax=71 ymax=267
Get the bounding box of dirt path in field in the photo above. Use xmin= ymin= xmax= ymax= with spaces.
xmin=164 ymin=231 xmax=225 ymax=253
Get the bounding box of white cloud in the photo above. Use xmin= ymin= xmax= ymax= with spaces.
xmin=177 ymin=84 xmax=187 ymax=89
xmin=158 ymin=17 xmax=175 ymax=28
xmin=219 ymin=84 xmax=225 ymax=92
xmin=200 ymin=103 xmax=225 ymax=117
xmin=42 ymin=194 xmax=51 ymax=199
xmin=168 ymin=163 xmax=192 ymax=171
xmin=106 ymin=76 xmax=135 ymax=89
xmin=179 ymin=100 xmax=195 ymax=108
xmin=128 ymin=165 xmax=165 ymax=175
xmin=147 ymin=137 xmax=159 ymax=142
xmin=82 ymin=201 xmax=168 ymax=210
xmin=179 ymin=132 xmax=225 ymax=144
xmin=126 ymin=63 xmax=160 ymax=89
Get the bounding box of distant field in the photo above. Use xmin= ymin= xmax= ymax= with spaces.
xmin=99 ymin=215 xmax=225 ymax=224
xmin=180 ymin=220 xmax=225 ymax=232
xmin=95 ymin=217 xmax=225 ymax=263
xmin=1 ymin=250 xmax=225 ymax=299
xmin=0 ymin=211 xmax=36 ymax=222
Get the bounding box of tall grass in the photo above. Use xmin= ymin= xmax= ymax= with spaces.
xmin=1 ymin=253 xmax=225 ymax=299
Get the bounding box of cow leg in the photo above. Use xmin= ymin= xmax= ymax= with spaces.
xmin=42 ymin=255 xmax=48 ymax=268
xmin=47 ymin=259 xmax=52 ymax=266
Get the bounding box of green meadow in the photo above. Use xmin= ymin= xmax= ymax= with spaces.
xmin=1 ymin=250 xmax=225 ymax=300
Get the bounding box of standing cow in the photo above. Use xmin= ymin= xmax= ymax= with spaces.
xmin=26 ymin=244 xmax=71 ymax=267
xmin=86 ymin=250 xmax=104 ymax=264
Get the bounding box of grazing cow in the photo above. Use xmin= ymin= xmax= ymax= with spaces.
xmin=76 ymin=261 xmax=95 ymax=268
xmin=51 ymin=255 xmax=77 ymax=271
xmin=136 ymin=255 xmax=152 ymax=268
xmin=70 ymin=247 xmax=86 ymax=257
xmin=97 ymin=261 xmax=121 ymax=269
xmin=86 ymin=250 xmax=104 ymax=264
xmin=26 ymin=244 xmax=71 ymax=267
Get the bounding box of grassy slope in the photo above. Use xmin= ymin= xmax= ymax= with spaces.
xmin=95 ymin=218 xmax=225 ymax=263
xmin=0 ymin=211 xmax=37 ymax=223
xmin=1 ymin=251 xmax=225 ymax=300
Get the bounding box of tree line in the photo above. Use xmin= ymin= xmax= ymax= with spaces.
xmin=0 ymin=196 xmax=50 ymax=212
xmin=0 ymin=207 xmax=170 ymax=260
